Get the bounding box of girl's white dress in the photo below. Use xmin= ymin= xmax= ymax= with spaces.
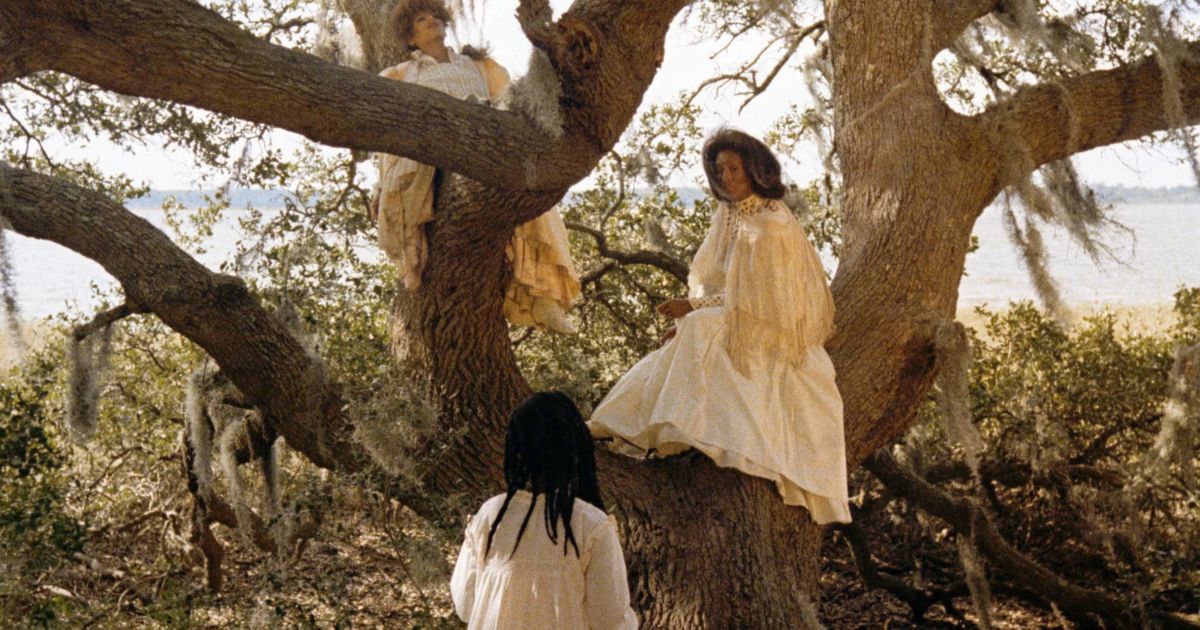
xmin=374 ymin=50 xmax=579 ymax=331
xmin=588 ymin=195 xmax=851 ymax=524
xmin=450 ymin=491 xmax=638 ymax=630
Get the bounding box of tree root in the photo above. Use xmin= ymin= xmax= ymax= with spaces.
xmin=864 ymin=450 xmax=1200 ymax=630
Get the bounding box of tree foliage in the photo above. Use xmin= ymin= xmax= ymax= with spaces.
xmin=2 ymin=0 xmax=1200 ymax=626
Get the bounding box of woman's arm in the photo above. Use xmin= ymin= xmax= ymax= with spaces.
xmin=687 ymin=294 xmax=724 ymax=309
xmin=475 ymin=58 xmax=510 ymax=102
xmin=449 ymin=517 xmax=479 ymax=622
xmin=583 ymin=519 xmax=639 ymax=629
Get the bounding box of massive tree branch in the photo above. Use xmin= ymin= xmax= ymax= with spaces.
xmin=0 ymin=164 xmax=357 ymax=471
xmin=2 ymin=0 xmax=572 ymax=190
xmin=979 ymin=40 xmax=1200 ymax=181
xmin=4 ymin=0 xmax=690 ymax=195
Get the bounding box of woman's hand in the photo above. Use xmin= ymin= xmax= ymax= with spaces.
xmin=659 ymin=325 xmax=677 ymax=346
xmin=656 ymin=298 xmax=693 ymax=319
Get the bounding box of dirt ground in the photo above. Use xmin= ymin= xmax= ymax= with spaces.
xmin=44 ymin=488 xmax=1075 ymax=629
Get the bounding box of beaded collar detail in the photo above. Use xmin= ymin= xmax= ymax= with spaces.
xmin=732 ymin=194 xmax=768 ymax=216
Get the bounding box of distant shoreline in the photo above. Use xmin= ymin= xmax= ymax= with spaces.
xmin=2 ymin=300 xmax=1185 ymax=372
xmin=125 ymin=185 xmax=1200 ymax=210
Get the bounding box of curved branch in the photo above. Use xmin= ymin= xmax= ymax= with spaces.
xmin=834 ymin=514 xmax=965 ymax=622
xmin=865 ymin=450 xmax=1200 ymax=630
xmin=564 ymin=220 xmax=688 ymax=284
xmin=0 ymin=164 xmax=358 ymax=471
xmin=978 ymin=40 xmax=1200 ymax=180
xmin=2 ymin=0 xmax=570 ymax=190
xmin=72 ymin=301 xmax=148 ymax=341
xmin=922 ymin=458 xmax=1125 ymax=489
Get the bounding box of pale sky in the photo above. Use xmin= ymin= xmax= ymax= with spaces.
xmin=51 ymin=0 xmax=1199 ymax=191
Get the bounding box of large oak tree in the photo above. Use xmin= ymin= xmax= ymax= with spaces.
xmin=3 ymin=0 xmax=1199 ymax=626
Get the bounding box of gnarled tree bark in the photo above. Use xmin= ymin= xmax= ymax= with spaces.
xmin=5 ymin=0 xmax=1200 ymax=625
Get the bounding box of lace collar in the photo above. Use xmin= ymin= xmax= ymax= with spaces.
xmin=411 ymin=48 xmax=463 ymax=66
xmin=731 ymin=194 xmax=768 ymax=216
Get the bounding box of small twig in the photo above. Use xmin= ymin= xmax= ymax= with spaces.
xmin=261 ymin=16 xmax=313 ymax=41
xmin=600 ymin=152 xmax=627 ymax=230
xmin=0 ymin=99 xmax=55 ymax=167
xmin=73 ymin=552 xmax=128 ymax=580
xmin=580 ymin=260 xmax=618 ymax=287
xmin=73 ymin=301 xmax=147 ymax=341
xmin=511 ymin=326 xmax=536 ymax=348
xmin=683 ymin=21 xmax=825 ymax=113
xmin=564 ymin=220 xmax=688 ymax=283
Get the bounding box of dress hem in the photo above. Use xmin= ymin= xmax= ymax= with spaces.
xmin=590 ymin=419 xmax=851 ymax=525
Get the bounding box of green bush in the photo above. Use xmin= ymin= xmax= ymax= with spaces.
xmin=0 ymin=352 xmax=86 ymax=626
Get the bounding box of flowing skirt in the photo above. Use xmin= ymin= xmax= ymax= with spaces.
xmin=376 ymin=157 xmax=579 ymax=330
xmin=588 ymin=307 xmax=851 ymax=524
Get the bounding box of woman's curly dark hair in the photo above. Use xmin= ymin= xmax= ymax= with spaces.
xmin=389 ymin=0 xmax=452 ymax=47
xmin=388 ymin=0 xmax=487 ymax=60
xmin=702 ymin=128 xmax=787 ymax=201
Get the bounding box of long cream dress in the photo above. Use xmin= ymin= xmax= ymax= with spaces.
xmin=374 ymin=50 xmax=580 ymax=331
xmin=450 ymin=491 xmax=639 ymax=630
xmin=588 ymin=195 xmax=851 ymax=524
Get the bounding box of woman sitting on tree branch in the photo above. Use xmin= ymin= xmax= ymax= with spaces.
xmin=589 ymin=130 xmax=850 ymax=524
xmin=370 ymin=0 xmax=580 ymax=333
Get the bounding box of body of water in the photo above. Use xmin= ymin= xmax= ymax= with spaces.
xmin=2 ymin=198 xmax=1197 ymax=320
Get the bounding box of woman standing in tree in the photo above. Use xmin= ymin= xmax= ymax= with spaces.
xmin=370 ymin=0 xmax=579 ymax=333
xmin=588 ymin=130 xmax=850 ymax=524
xmin=451 ymin=392 xmax=638 ymax=629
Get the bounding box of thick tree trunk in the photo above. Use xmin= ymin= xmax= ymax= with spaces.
xmin=11 ymin=0 xmax=1200 ymax=626
xmin=390 ymin=175 xmax=828 ymax=626
xmin=825 ymin=0 xmax=1000 ymax=464
xmin=607 ymin=457 xmax=823 ymax=628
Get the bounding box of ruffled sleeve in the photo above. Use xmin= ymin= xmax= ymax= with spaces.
xmin=723 ymin=202 xmax=834 ymax=373
xmin=473 ymin=57 xmax=511 ymax=102
xmin=687 ymin=203 xmax=730 ymax=305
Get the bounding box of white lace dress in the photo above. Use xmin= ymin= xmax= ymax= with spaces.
xmin=588 ymin=195 xmax=850 ymax=524
xmin=373 ymin=50 xmax=579 ymax=331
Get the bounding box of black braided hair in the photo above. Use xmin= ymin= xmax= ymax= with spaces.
xmin=485 ymin=391 xmax=604 ymax=560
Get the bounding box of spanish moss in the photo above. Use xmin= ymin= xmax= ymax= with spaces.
xmin=934 ymin=322 xmax=985 ymax=481
xmin=1001 ymin=199 xmax=1069 ymax=323
xmin=0 ymin=226 xmax=25 ymax=358
xmin=65 ymin=324 xmax=115 ymax=443
xmin=957 ymin=527 xmax=995 ymax=630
